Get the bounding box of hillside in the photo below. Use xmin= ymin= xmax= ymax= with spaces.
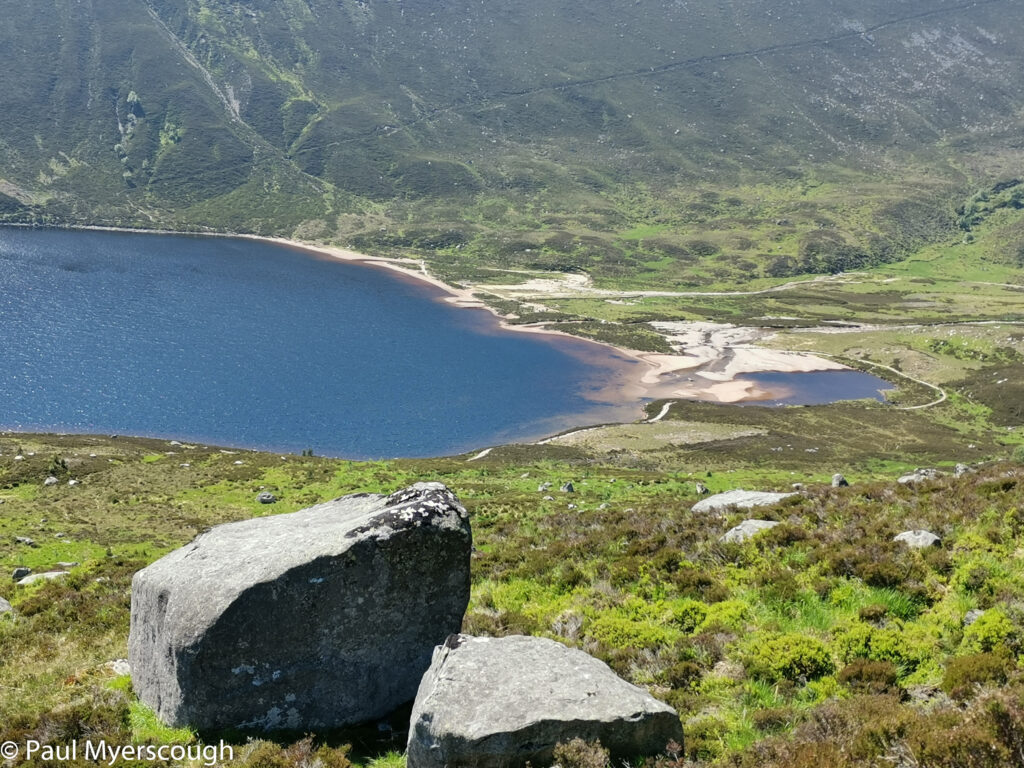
xmin=2 ymin=0 xmax=1024 ymax=288
xmin=2 ymin=428 xmax=1024 ymax=766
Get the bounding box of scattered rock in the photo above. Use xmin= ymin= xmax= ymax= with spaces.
xmin=567 ymin=503 xmax=578 ymax=510
xmin=560 ymin=482 xmax=575 ymax=493
xmin=695 ymin=481 xmax=709 ymax=495
xmin=954 ymin=463 xmax=973 ymax=478
xmin=129 ymin=482 xmax=472 ymax=731
xmin=233 ymin=460 xmax=244 ymax=465
xmin=898 ymin=468 xmax=941 ymax=485
xmin=407 ymin=634 xmax=683 ymax=768
xmin=106 ymin=659 xmax=131 ymax=676
xmin=893 ymin=530 xmax=941 ymax=549
xmin=720 ymin=519 xmax=780 ymax=543
xmin=14 ymin=537 xmax=36 ymax=547
xmin=0 ymin=597 xmax=12 ymax=615
xmin=520 ymin=472 xmax=530 ymax=479
xmin=43 ymin=476 xmax=59 ymax=486
xmin=68 ymin=479 xmax=79 ymax=486
xmin=56 ymin=562 xmax=79 ymax=569
xmin=598 ymin=503 xmax=609 ymax=510
xmin=832 ymin=473 xmax=849 ymax=488
xmin=537 ymin=482 xmax=552 ymax=493
xmin=14 ymin=455 xmax=24 ymax=461
xmin=18 ymin=571 xmax=69 ymax=586
xmin=963 ymin=609 xmax=985 ymax=627
xmin=256 ymin=491 xmax=277 ymax=504
xmin=791 ymin=482 xmax=804 ymax=491
xmin=691 ymin=490 xmax=796 ymax=514
xmin=542 ymin=495 xmax=554 ymax=501
xmin=12 ymin=567 xmax=31 ymax=580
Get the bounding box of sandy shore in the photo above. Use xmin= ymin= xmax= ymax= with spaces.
xmin=10 ymin=224 xmax=851 ymax=407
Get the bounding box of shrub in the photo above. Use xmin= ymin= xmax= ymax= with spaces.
xmin=669 ymin=599 xmax=708 ymax=633
xmin=838 ymin=659 xmax=903 ymax=697
xmin=942 ymin=652 xmax=1011 ymax=701
xmin=588 ymin=615 xmax=675 ymax=650
xmin=698 ymin=600 xmax=749 ymax=632
xmin=752 ymin=707 xmax=795 ymax=733
xmin=662 ymin=660 xmax=703 ymax=690
xmin=858 ymin=604 xmax=888 ymax=624
xmin=552 ymin=738 xmax=610 ymax=768
xmin=747 ymin=633 xmax=835 ymax=683
xmin=961 ymin=608 xmax=1016 ymax=654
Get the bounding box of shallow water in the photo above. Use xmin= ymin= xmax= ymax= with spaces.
xmin=737 ymin=369 xmax=893 ymax=406
xmin=0 ymin=227 xmax=640 ymax=458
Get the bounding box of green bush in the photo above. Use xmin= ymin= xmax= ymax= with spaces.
xmin=747 ymin=633 xmax=835 ymax=683
xmin=669 ymin=599 xmax=708 ymax=633
xmin=961 ymin=609 xmax=1017 ymax=654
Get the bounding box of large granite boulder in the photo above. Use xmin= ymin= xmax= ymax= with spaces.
xmin=407 ymin=634 xmax=683 ymax=768
xmin=129 ymin=482 xmax=471 ymax=731
xmin=692 ymin=489 xmax=796 ymax=514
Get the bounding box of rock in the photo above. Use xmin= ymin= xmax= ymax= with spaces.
xmin=598 ymin=503 xmax=609 ymax=510
xmin=106 ymin=659 xmax=132 ymax=676
xmin=129 ymin=482 xmax=472 ymax=732
xmin=542 ymin=495 xmax=554 ymax=501
xmin=43 ymin=476 xmax=59 ymax=486
xmin=560 ymin=482 xmax=575 ymax=493
xmin=537 ymin=482 xmax=552 ymax=492
xmin=14 ymin=536 xmax=36 ymax=547
xmin=12 ymin=567 xmax=31 ymax=580
xmin=695 ymin=481 xmax=709 ymax=495
xmin=720 ymin=519 xmax=780 ymax=543
xmin=954 ymin=463 xmax=973 ymax=478
xmin=0 ymin=597 xmax=12 ymax=615
xmin=791 ymin=482 xmax=804 ymax=491
xmin=68 ymin=479 xmax=79 ymax=486
xmin=832 ymin=473 xmax=849 ymax=487
xmin=56 ymin=562 xmax=79 ymax=569
xmin=691 ymin=490 xmax=796 ymax=514
xmin=898 ymin=468 xmax=941 ymax=485
xmin=17 ymin=571 xmax=69 ymax=586
xmin=255 ymin=491 xmax=277 ymax=504
xmin=964 ymin=609 xmax=985 ymax=627
xmin=407 ymin=635 xmax=683 ymax=768
xmin=893 ymin=530 xmax=941 ymax=549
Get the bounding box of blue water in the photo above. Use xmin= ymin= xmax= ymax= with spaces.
xmin=738 ymin=370 xmax=893 ymax=406
xmin=0 ymin=227 xmax=641 ymax=458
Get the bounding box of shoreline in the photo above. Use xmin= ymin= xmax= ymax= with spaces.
xmin=2 ymin=222 xmax=860 ymax=409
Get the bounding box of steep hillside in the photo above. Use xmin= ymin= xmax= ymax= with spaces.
xmin=2 ymin=0 xmax=1023 ymax=285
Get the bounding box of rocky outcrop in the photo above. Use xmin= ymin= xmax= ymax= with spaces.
xmin=720 ymin=519 xmax=780 ymax=543
xmin=691 ymin=489 xmax=796 ymax=514
xmin=893 ymin=530 xmax=941 ymax=548
xmin=407 ymin=634 xmax=683 ymax=768
xmin=129 ymin=482 xmax=471 ymax=731
xmin=898 ymin=468 xmax=941 ymax=485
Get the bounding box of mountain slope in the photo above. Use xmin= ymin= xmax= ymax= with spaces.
xmin=1 ymin=0 xmax=1023 ymax=284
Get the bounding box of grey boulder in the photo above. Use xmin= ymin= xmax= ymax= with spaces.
xmin=893 ymin=530 xmax=941 ymax=549
xmin=720 ymin=519 xmax=780 ymax=543
xmin=17 ymin=571 xmax=69 ymax=586
xmin=255 ymin=491 xmax=277 ymax=504
xmin=0 ymin=597 xmax=12 ymax=615
xmin=407 ymin=634 xmax=683 ymax=768
xmin=691 ymin=489 xmax=796 ymax=514
xmin=832 ymin=473 xmax=849 ymax=487
xmin=12 ymin=567 xmax=30 ymax=581
xmin=129 ymin=482 xmax=472 ymax=731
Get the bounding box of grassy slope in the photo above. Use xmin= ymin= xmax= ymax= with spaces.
xmin=2 ymin=421 xmax=1024 ymax=767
